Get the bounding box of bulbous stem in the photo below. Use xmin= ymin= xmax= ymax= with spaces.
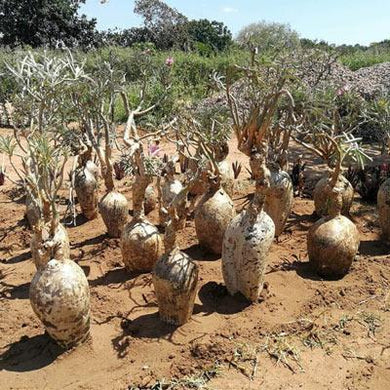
xmin=248 ymin=148 xmax=270 ymax=218
xmin=328 ymin=186 xmax=343 ymax=218
xmin=164 ymin=189 xmax=188 ymax=253
xmin=103 ymin=167 xmax=115 ymax=193
xmin=133 ymin=174 xmax=152 ymax=220
xmin=164 ymin=213 xmax=183 ymax=253
xmin=206 ymin=175 xmax=221 ymax=197
xmin=79 ymin=147 xmax=93 ymax=168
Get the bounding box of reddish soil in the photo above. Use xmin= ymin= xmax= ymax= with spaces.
xmin=0 ymin=128 xmax=389 ymax=390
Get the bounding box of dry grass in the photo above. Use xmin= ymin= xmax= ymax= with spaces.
xmin=128 ymin=363 xmax=221 ymax=390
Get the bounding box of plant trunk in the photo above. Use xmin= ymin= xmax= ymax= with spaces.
xmin=377 ymin=178 xmax=390 ymax=241
xmin=30 ymin=258 xmax=91 ymax=349
xmin=308 ymin=188 xmax=359 ymax=278
xmin=31 ymin=223 xmax=70 ymax=270
xmin=313 ymin=173 xmax=354 ymax=217
xmin=218 ymin=159 xmax=235 ymax=198
xmin=75 ymin=160 xmax=99 ymax=220
xmin=152 ymin=248 xmax=199 ymax=325
xmin=195 ymin=187 xmax=235 ymax=255
xmin=99 ymin=191 xmax=128 ymax=238
xmin=25 ymin=192 xmax=41 ymax=229
xmin=264 ymin=167 xmax=294 ymax=236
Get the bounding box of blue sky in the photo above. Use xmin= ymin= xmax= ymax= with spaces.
xmin=80 ymin=0 xmax=390 ymax=45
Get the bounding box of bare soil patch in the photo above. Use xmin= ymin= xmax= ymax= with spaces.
xmin=0 ymin=130 xmax=389 ymax=390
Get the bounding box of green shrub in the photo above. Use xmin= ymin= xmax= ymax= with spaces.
xmin=340 ymin=51 xmax=390 ymax=71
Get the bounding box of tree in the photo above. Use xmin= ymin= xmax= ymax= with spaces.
xmin=186 ymin=19 xmax=232 ymax=53
xmin=134 ymin=0 xmax=188 ymax=50
xmin=0 ymin=0 xmax=97 ymax=48
xmin=236 ymin=21 xmax=300 ymax=53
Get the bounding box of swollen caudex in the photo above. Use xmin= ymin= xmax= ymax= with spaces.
xmin=377 ymin=177 xmax=390 ymax=241
xmin=222 ymin=152 xmax=275 ymax=302
xmin=264 ymin=163 xmax=294 ymax=237
xmin=99 ymin=191 xmax=129 ymax=238
xmin=218 ymin=159 xmax=235 ymax=197
xmin=75 ymin=159 xmax=99 ymax=220
xmin=308 ymin=186 xmax=360 ymax=278
xmin=195 ymin=175 xmax=235 ymax=255
xmin=121 ymin=175 xmax=163 ymax=272
xmin=160 ymin=157 xmax=183 ymax=225
xmin=25 ymin=192 xmax=41 ymax=229
xmin=144 ymin=183 xmax=157 ymax=215
xmin=314 ymin=173 xmax=354 ymax=217
xmin=30 ymin=258 xmax=91 ymax=348
xmin=153 ymin=176 xmax=199 ymax=326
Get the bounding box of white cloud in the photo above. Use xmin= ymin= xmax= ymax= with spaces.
xmin=222 ymin=6 xmax=238 ymax=13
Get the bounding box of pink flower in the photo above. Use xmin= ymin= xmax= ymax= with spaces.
xmin=336 ymin=84 xmax=350 ymax=96
xmin=165 ymin=57 xmax=174 ymax=67
xmin=149 ymin=143 xmax=162 ymax=157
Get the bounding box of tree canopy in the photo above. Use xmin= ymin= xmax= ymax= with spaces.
xmin=236 ymin=21 xmax=301 ymax=53
xmin=0 ymin=0 xmax=97 ymax=48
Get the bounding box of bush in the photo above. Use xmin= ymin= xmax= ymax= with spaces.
xmin=340 ymin=51 xmax=390 ymax=71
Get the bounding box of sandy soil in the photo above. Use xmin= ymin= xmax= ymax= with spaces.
xmin=0 ymin=128 xmax=389 ymax=390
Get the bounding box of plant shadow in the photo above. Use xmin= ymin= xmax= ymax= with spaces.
xmin=183 ymin=244 xmax=220 ymax=262
xmin=89 ymin=267 xmax=139 ymax=288
xmin=195 ymin=281 xmax=251 ymax=315
xmin=285 ymin=211 xmax=317 ymax=233
xmin=359 ymin=239 xmax=390 ymax=256
xmin=0 ymin=333 xmax=65 ymax=372
xmin=292 ymin=259 xmax=347 ymax=281
xmin=0 ymin=218 xmax=27 ymax=244
xmin=72 ymin=233 xmax=107 ymax=249
xmin=63 ymin=213 xmax=90 ymax=228
xmin=111 ymin=312 xmax=180 ymax=358
xmin=3 ymin=250 xmax=31 ymax=264
xmin=0 ymin=281 xmax=30 ymax=300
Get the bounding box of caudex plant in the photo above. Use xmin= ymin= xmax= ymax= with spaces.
xmin=119 ymin=110 xmax=166 ymax=273
xmin=215 ymin=52 xmax=296 ymax=240
xmin=214 ymin=52 xmax=298 ymax=301
xmin=306 ymin=132 xmax=368 ymax=278
xmin=0 ymin=52 xmax=90 ymax=348
xmin=70 ymin=60 xmax=130 ymax=237
xmin=172 ymin=115 xmax=236 ymax=255
xmin=118 ymin=54 xmax=173 ymax=272
xmin=152 ymin=167 xmax=201 ymax=326
xmin=222 ymin=144 xmax=275 ymax=302
xmin=180 ymin=104 xmax=235 ymax=199
xmin=293 ymin=88 xmax=367 ymax=217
